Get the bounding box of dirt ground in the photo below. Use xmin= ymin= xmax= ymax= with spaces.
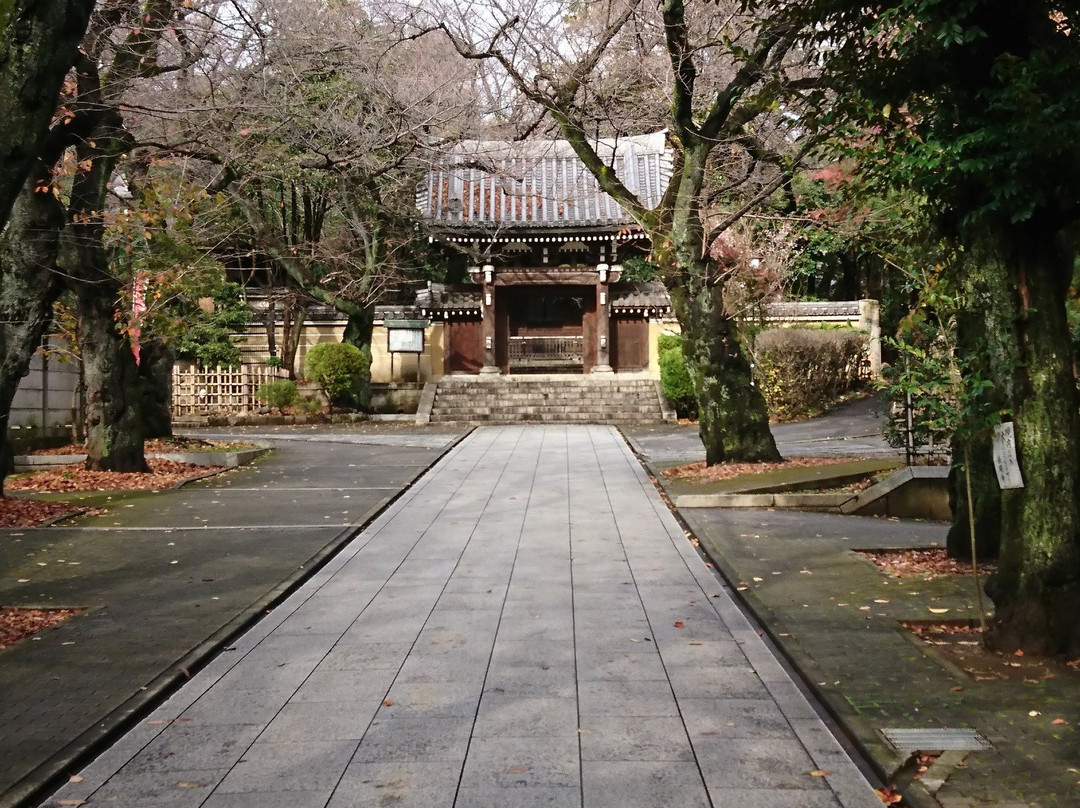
xmin=660 ymin=455 xmax=876 ymax=483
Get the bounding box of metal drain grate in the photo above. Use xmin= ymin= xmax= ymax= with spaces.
xmin=882 ymin=727 xmax=992 ymax=752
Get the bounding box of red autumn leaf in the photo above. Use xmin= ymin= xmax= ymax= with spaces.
xmin=673 ymin=621 xmax=685 ymax=628
xmin=875 ymin=785 xmax=904 ymax=804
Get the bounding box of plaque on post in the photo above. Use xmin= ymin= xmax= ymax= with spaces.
xmin=386 ymin=319 xmax=426 ymax=381
xmin=992 ymin=422 xmax=1024 ymax=490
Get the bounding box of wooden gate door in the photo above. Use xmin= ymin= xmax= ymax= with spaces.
xmin=611 ymin=315 xmax=648 ymax=371
xmin=446 ymin=318 xmax=483 ymax=373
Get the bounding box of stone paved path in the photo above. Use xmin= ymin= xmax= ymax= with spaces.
xmin=43 ymin=426 xmax=881 ymax=808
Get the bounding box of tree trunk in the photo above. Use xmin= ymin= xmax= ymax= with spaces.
xmin=76 ymin=279 xmax=148 ymax=473
xmin=0 ymin=1 xmax=95 ymax=229
xmin=343 ymin=307 xmax=374 ymax=349
xmin=985 ymin=219 xmax=1080 ymax=656
xmin=946 ymin=238 xmax=1015 ymax=560
xmin=138 ymin=340 xmax=174 ymax=439
xmin=0 ymin=179 xmax=65 ymax=496
xmin=281 ymin=298 xmax=308 ymax=380
xmin=668 ymin=280 xmax=780 ymax=465
xmin=657 ymin=141 xmax=780 ymax=466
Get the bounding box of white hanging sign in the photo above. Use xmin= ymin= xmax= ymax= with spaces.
xmin=992 ymin=422 xmax=1025 ymax=490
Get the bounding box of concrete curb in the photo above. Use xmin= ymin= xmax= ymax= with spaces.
xmin=12 ymin=447 xmax=268 ymax=473
xmin=674 ymin=464 xmax=949 ymax=521
xmin=839 ymin=465 xmax=949 ymax=514
xmin=0 ymin=434 xmax=467 ymax=808
xmin=675 ymin=491 xmax=853 ymax=510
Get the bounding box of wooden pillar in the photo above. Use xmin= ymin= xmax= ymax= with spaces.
xmin=593 ymin=263 xmax=614 ymax=374
xmin=479 ymin=264 xmax=500 ymax=374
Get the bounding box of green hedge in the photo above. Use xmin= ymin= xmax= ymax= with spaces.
xmin=305 ymin=342 xmax=371 ymax=411
xmin=657 ymin=334 xmax=698 ymax=419
xmin=753 ymin=328 xmax=868 ymax=420
xmin=255 ymin=378 xmax=299 ymax=413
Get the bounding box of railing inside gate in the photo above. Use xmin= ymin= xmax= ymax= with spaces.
xmin=508 ymin=335 xmax=584 ymax=369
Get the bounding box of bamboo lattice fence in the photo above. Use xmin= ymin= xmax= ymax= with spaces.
xmin=172 ymin=364 xmax=289 ymax=415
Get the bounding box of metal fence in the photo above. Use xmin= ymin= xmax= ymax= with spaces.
xmin=508 ymin=335 xmax=584 ymax=370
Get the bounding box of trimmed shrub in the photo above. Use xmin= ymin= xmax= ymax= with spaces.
xmin=753 ymin=328 xmax=868 ymax=420
xmin=256 ymin=379 xmax=298 ymax=414
xmin=657 ymin=334 xmax=698 ymax=419
xmin=305 ymin=342 xmax=371 ymax=411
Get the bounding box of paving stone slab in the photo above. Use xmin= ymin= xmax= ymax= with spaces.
xmin=38 ymin=425 xmax=883 ymax=808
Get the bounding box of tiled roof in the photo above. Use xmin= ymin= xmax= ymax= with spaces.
xmin=765 ymin=301 xmax=863 ymax=320
xmin=610 ymin=282 xmax=671 ymax=313
xmin=418 ymin=133 xmax=672 ymax=230
xmin=416 ymin=284 xmax=482 ymax=314
xmin=374 ymin=304 xmax=426 ymax=321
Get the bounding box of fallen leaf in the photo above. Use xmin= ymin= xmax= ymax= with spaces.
xmin=68 ymin=775 xmax=84 ymax=783
xmin=928 ymin=607 xmax=950 ymax=614
xmin=382 ymin=699 xmax=395 ymax=707
xmin=176 ymin=782 xmax=207 ymax=789
xmin=1052 ymin=718 xmax=1068 ymax=725
xmin=875 ymin=785 xmax=904 ymax=804
xmin=673 ymin=621 xmax=685 ymax=628
xmin=809 ymin=770 xmax=831 ymax=777
xmin=1014 ymin=649 xmax=1025 ymax=658
xmin=506 ymin=767 xmax=531 ymax=775
xmin=950 ymin=685 xmax=964 ymax=691
xmin=56 ymin=801 xmax=85 ymax=806
xmin=1029 ymin=710 xmax=1042 ymax=717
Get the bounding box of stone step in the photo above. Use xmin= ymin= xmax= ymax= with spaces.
xmin=428 ymin=376 xmax=671 ymax=424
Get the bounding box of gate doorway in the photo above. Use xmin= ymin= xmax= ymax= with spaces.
xmin=501 ymin=286 xmax=589 ymax=373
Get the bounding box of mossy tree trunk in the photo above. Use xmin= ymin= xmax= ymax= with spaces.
xmin=0 ymin=0 xmax=94 ymax=228
xmin=660 ymin=142 xmax=780 ymax=465
xmin=342 ymin=308 xmax=375 ymax=350
xmin=64 ymin=97 xmax=147 ymax=472
xmin=0 ymin=178 xmax=66 ymax=495
xmin=985 ymin=219 xmax=1080 ymax=656
xmin=138 ymin=340 xmax=174 ymax=440
xmin=667 ymin=281 xmax=780 ymax=465
xmin=946 ymin=236 xmax=1015 ymax=560
xmin=74 ymin=275 xmax=148 ymax=473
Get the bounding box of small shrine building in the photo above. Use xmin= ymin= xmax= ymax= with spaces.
xmin=370 ymin=133 xmax=674 ymax=383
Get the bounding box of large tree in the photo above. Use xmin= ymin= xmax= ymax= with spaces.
xmin=794 ymin=0 xmax=1080 ymax=655
xmin=0 ymin=1 xmax=95 ymax=229
xmin=400 ymin=0 xmax=821 ymax=463
xmin=138 ymin=0 xmax=473 ymax=371
xmin=57 ymin=1 xmax=202 ymax=471
xmin=0 ymin=2 xmax=95 ymax=488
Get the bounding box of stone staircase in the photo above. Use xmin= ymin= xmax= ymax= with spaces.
xmin=418 ymin=375 xmax=676 ymax=425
